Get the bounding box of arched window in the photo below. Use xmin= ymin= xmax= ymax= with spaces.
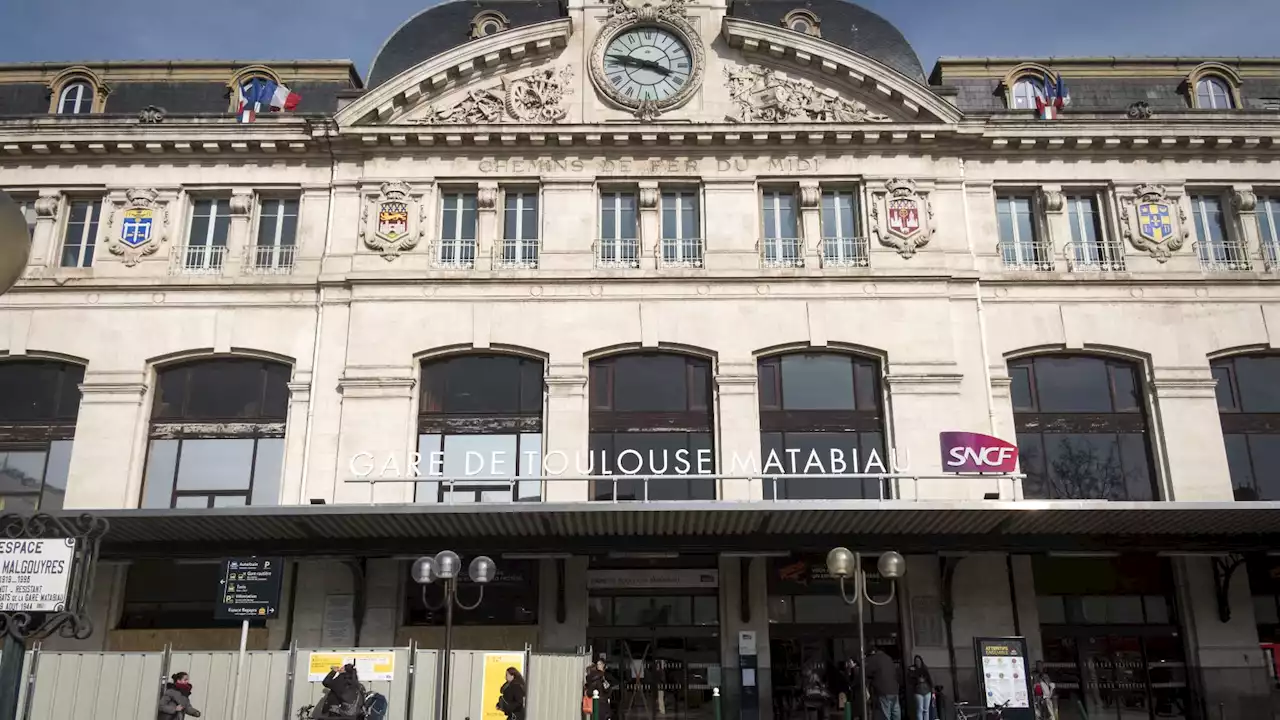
xmin=1195 ymin=76 xmax=1235 ymax=110
xmin=1211 ymin=355 xmax=1280 ymax=500
xmin=589 ymin=352 xmax=714 ymax=501
xmin=758 ymin=352 xmax=886 ymax=499
xmin=417 ymin=354 xmax=543 ymax=503
xmin=140 ymin=358 xmax=290 ymax=508
xmin=781 ymin=9 xmax=821 ymax=37
xmin=1008 ymin=355 xmax=1157 ymax=501
xmin=0 ymin=360 xmax=83 ymax=513
xmin=56 ymin=81 xmax=93 ymax=115
xmin=470 ymin=10 xmax=510 ymax=39
xmin=1010 ymin=77 xmax=1040 ymax=110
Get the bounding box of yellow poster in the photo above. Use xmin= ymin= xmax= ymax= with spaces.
xmin=481 ymin=652 xmax=525 ymax=720
xmin=307 ymin=651 xmax=396 ymax=682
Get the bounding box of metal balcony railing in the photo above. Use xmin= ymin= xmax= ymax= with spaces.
xmin=1065 ymin=239 xmax=1126 ymax=272
xmin=169 ymin=245 xmax=227 ymax=275
xmin=432 ymin=239 xmax=476 ymax=269
xmin=658 ymin=237 xmax=704 ymax=268
xmin=820 ymin=236 xmax=870 ymax=268
xmin=244 ymin=244 xmax=297 ymax=274
xmin=760 ymin=237 xmax=804 ymax=268
xmin=1195 ymin=240 xmax=1252 ymax=272
xmin=1260 ymin=241 xmax=1280 ymax=272
xmin=595 ymin=237 xmax=640 ymax=269
xmin=997 ymin=239 xmax=1055 ymax=272
xmin=496 ymin=239 xmax=539 ymax=269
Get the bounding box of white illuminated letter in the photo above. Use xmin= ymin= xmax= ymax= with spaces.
xmin=465 ymin=451 xmax=485 ymax=476
xmin=350 ymin=452 xmax=373 ymax=478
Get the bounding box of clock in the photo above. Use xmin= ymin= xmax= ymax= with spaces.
xmin=604 ymin=27 xmax=692 ymax=102
xmin=589 ymin=15 xmax=704 ymax=119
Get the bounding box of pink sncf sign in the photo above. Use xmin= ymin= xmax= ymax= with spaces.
xmin=939 ymin=432 xmax=1019 ymax=473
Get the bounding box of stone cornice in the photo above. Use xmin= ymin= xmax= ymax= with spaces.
xmin=337 ymin=376 xmax=416 ymax=399
xmin=885 ymin=372 xmax=964 ymax=395
xmin=0 ymin=117 xmax=326 ymax=157
xmin=336 ymin=19 xmax=573 ymax=126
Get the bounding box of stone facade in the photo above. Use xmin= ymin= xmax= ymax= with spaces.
xmin=4 ymin=0 xmax=1280 ymax=713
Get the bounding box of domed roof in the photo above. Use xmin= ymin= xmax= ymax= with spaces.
xmin=728 ymin=0 xmax=924 ymax=81
xmin=368 ymin=0 xmax=923 ymax=90
xmin=368 ymin=0 xmax=565 ymax=89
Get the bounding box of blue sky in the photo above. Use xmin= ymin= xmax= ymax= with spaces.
xmin=1 ymin=0 xmax=1275 ymax=79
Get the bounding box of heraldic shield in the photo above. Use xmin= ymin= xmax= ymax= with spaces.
xmin=121 ymin=208 xmax=154 ymax=248
xmin=888 ymin=197 xmax=921 ymax=238
xmin=1121 ymin=184 xmax=1187 ymax=262
xmin=106 ymin=188 xmax=168 ymax=266
xmin=871 ymin=178 xmax=935 ymax=258
xmin=363 ymin=181 xmax=423 ymax=259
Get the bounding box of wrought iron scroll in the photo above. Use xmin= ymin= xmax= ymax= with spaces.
xmin=0 ymin=513 xmax=108 ymax=642
xmin=1211 ymin=552 xmax=1247 ymax=623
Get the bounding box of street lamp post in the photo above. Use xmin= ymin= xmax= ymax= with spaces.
xmin=826 ymin=547 xmax=906 ymax=720
xmin=411 ymin=551 xmax=496 ymax=720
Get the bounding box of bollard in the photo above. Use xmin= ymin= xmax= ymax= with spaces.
xmin=592 ymin=690 xmax=600 ymax=720
xmin=713 ymin=687 xmax=721 ymax=720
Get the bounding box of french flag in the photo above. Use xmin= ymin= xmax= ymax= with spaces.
xmin=238 ymin=78 xmax=301 ymax=123
xmin=1035 ymin=72 xmax=1070 ymax=120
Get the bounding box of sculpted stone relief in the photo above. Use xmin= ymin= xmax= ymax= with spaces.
xmin=103 ymin=188 xmax=170 ymax=267
xmin=360 ymin=181 xmax=427 ymax=259
xmin=411 ymin=66 xmax=574 ymax=125
xmin=724 ymin=65 xmax=892 ymax=123
xmin=869 ymin=178 xmax=934 ymax=258
xmin=1119 ymin=184 xmax=1188 ymax=262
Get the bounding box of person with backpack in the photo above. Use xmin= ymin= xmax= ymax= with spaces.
xmin=906 ymin=657 xmax=934 ymax=720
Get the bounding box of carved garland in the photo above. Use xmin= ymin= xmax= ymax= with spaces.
xmin=1119 ymin=183 xmax=1189 ymax=262
xmin=724 ymin=64 xmax=891 ymax=123
xmin=411 ymin=66 xmax=574 ymax=125
xmin=588 ymin=0 xmax=705 ymax=121
xmin=103 ymin=188 xmax=169 ymax=267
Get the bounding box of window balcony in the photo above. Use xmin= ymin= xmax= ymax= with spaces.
xmin=244 ymin=244 xmax=297 ymax=275
xmin=998 ymin=239 xmax=1055 ymax=272
xmin=760 ymin=237 xmax=804 ymax=268
xmin=1065 ymin=239 xmax=1126 ymax=272
xmin=495 ymin=239 xmax=538 ymax=270
xmin=658 ymin=237 xmax=704 ymax=268
xmin=1195 ymin=241 xmax=1252 ymax=272
xmin=595 ymin=238 xmax=640 ymax=269
xmin=820 ymin=236 xmax=870 ymax=268
xmin=169 ymin=245 xmax=226 ymax=275
xmin=432 ymin=239 xmax=476 ymax=269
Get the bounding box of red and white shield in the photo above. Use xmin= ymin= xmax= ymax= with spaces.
xmin=887 ymin=198 xmax=921 ymax=238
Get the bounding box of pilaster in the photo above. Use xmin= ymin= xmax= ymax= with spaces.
xmin=63 ymin=372 xmax=149 ymax=510
xmin=1231 ymin=185 xmax=1261 ymax=260
xmin=476 ymin=182 xmax=499 ymax=269
xmin=715 ymin=360 xmax=761 ymax=500
xmin=539 ymin=180 xmax=595 ymax=271
xmin=29 ymin=193 xmax=60 ymax=271
xmin=544 ymin=362 xmax=589 ymax=502
xmin=885 ymin=367 xmax=974 ymax=500
xmin=278 ymin=373 xmax=312 ymax=507
xmin=639 ymin=181 xmax=660 ymax=270
xmin=798 ymin=181 xmax=822 ymax=268
xmin=334 ymin=368 xmax=417 ymax=504
xmin=223 ymin=191 xmax=253 ymax=275
xmin=1151 ymin=366 xmax=1233 ymax=500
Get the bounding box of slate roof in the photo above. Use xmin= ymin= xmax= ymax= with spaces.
xmin=727 ymin=0 xmax=925 ymax=82
xmin=367 ymin=0 xmax=566 ymax=89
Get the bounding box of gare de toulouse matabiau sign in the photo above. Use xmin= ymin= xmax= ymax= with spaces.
xmin=350 ymin=431 xmax=1019 ymax=479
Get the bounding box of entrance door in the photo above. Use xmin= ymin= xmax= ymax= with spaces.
xmin=590 ymin=635 xmax=720 ymax=720
xmin=1043 ymin=631 xmax=1189 ymax=720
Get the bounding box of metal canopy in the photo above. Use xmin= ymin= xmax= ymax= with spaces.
xmin=74 ymin=500 xmax=1280 ymax=558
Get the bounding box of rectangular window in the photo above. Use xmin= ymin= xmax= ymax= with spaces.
xmin=252 ymin=197 xmax=299 ymax=271
xmin=183 ymin=198 xmax=231 ymax=272
xmin=501 ymin=189 xmax=539 ymax=269
xmin=1066 ymin=193 xmax=1122 ymax=271
xmin=1192 ymin=193 xmax=1248 ymax=270
xmin=120 ymin=561 xmax=263 ymax=630
xmin=598 ymin=190 xmax=639 ymax=268
xmin=761 ymin=189 xmax=801 ymax=267
xmin=438 ymin=191 xmax=478 ymax=268
xmin=140 ymin=437 xmax=284 ymax=508
xmin=414 ymin=433 xmax=542 ymax=503
xmin=1257 ymin=195 xmax=1280 ymax=271
xmin=60 ymin=198 xmax=101 ymax=268
xmin=996 ymin=193 xmax=1050 ymax=270
xmin=820 ymin=189 xmax=866 ymax=267
xmin=661 ymin=189 xmax=703 ymax=267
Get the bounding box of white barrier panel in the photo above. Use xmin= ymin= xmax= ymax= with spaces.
xmin=528 ymin=652 xmax=592 ymax=720
xmin=22 ymin=651 xmax=164 ymax=720
xmin=289 ymin=647 xmax=413 ymax=720
xmin=168 ymin=650 xmax=291 ymax=720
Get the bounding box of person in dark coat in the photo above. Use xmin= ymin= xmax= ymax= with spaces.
xmin=319 ymin=664 xmax=362 ymax=717
xmin=498 ymin=667 xmax=527 ymax=720
xmin=906 ymin=657 xmax=933 ymax=720
xmin=584 ymin=660 xmax=615 ymax=720
xmin=158 ymin=672 xmax=202 ymax=720
xmin=863 ymin=649 xmax=901 ymax=720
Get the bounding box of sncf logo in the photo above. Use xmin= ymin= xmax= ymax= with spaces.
xmin=939 ymin=432 xmax=1019 ymax=473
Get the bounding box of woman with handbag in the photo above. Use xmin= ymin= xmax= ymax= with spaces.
xmin=498 ymin=667 xmax=527 ymax=720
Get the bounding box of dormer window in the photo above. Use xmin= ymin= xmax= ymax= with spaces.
xmin=470 ymin=10 xmax=510 ymax=39
xmin=781 ymin=9 xmax=821 ymax=38
xmin=1186 ymin=62 xmax=1242 ymax=110
xmin=1010 ymin=77 xmax=1039 ymax=110
xmin=47 ymin=66 xmax=107 ymax=115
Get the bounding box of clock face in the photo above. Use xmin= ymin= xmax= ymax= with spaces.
xmin=603 ymin=27 xmax=693 ymax=103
